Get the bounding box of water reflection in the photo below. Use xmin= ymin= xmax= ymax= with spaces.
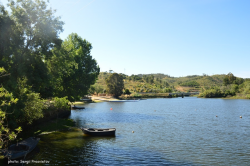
xmin=33 ymin=129 xmax=117 ymax=165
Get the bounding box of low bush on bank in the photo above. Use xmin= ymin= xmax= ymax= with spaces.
xmin=52 ymin=97 xmax=70 ymax=110
xmin=43 ymin=97 xmax=70 ymax=117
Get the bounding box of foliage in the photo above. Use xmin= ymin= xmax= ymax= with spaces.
xmin=129 ymin=75 xmax=142 ymax=82
xmin=239 ymin=81 xmax=250 ymax=95
xmin=143 ymin=75 xmax=154 ymax=84
xmin=95 ymin=72 xmax=249 ymax=99
xmin=164 ymin=81 xmax=169 ymax=87
xmin=199 ymin=87 xmax=223 ymax=98
xmin=0 ymin=86 xmax=22 ymax=150
xmin=21 ymin=92 xmax=47 ymax=124
xmin=52 ymin=97 xmax=70 ymax=110
xmin=0 ymin=6 xmax=15 ymax=70
xmin=105 ymin=73 xmax=124 ymax=98
xmin=0 ymin=0 xmax=100 ymax=151
xmin=9 ymin=78 xmax=48 ymax=125
xmin=95 ymin=72 xmax=230 ymax=94
xmin=163 ymin=88 xmax=172 ymax=93
xmin=199 ymin=84 xmax=239 ymax=98
xmin=0 ymin=0 xmax=64 ymax=98
xmin=88 ymin=85 xmax=96 ymax=95
xmin=90 ymin=84 xmax=104 ymax=95
xmin=124 ymin=89 xmax=131 ymax=95
xmin=223 ymin=72 xmax=243 ymax=86
xmin=130 ymin=93 xmax=142 ymax=98
xmin=48 ymin=33 xmax=100 ymax=101
xmin=179 ymin=80 xmax=200 ymax=87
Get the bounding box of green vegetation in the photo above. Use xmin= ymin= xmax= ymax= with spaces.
xmin=89 ymin=84 xmax=104 ymax=95
xmin=199 ymin=73 xmax=249 ymax=98
xmin=93 ymin=72 xmax=249 ymax=99
xmin=223 ymin=72 xmax=244 ymax=86
xmin=105 ymin=73 xmax=124 ymax=98
xmin=124 ymin=89 xmax=131 ymax=95
xmin=93 ymin=72 xmax=220 ymax=94
xmin=0 ymin=0 xmax=99 ymax=151
xmin=0 ymin=85 xmax=22 ymax=149
xmin=48 ymin=33 xmax=99 ymax=101
xmin=52 ymin=97 xmax=70 ymax=110
xmin=180 ymin=80 xmax=200 ymax=87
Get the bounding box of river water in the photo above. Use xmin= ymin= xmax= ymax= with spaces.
xmin=33 ymin=97 xmax=250 ymax=165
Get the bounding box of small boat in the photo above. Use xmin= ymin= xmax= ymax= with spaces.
xmin=81 ymin=128 xmax=116 ymax=136
xmin=2 ymin=137 xmax=40 ymax=159
xmin=71 ymin=105 xmax=85 ymax=109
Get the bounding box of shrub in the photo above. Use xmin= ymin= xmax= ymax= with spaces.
xmin=52 ymin=97 xmax=70 ymax=110
xmin=22 ymin=92 xmax=48 ymax=124
xmin=131 ymin=93 xmax=142 ymax=98
xmin=124 ymin=89 xmax=131 ymax=95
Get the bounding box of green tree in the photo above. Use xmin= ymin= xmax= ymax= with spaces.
xmin=223 ymin=77 xmax=230 ymax=86
xmin=124 ymin=89 xmax=131 ymax=95
xmin=234 ymin=77 xmax=244 ymax=85
xmin=223 ymin=72 xmax=236 ymax=86
xmin=6 ymin=77 xmax=47 ymax=126
xmin=165 ymin=81 xmax=169 ymax=87
xmin=52 ymin=96 xmax=70 ymax=110
xmin=105 ymin=73 xmax=124 ymax=98
xmin=0 ymin=6 xmax=15 ymax=70
xmin=88 ymin=85 xmax=96 ymax=95
xmin=0 ymin=0 xmax=64 ymax=98
xmin=180 ymin=80 xmax=200 ymax=87
xmin=94 ymin=85 xmax=104 ymax=95
xmin=0 ymin=88 xmax=22 ymax=150
xmin=0 ymin=68 xmax=22 ymax=150
xmin=48 ymin=33 xmax=100 ymax=101
xmin=0 ymin=68 xmax=47 ymax=128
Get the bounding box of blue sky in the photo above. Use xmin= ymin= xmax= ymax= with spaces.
xmin=1 ymin=0 xmax=250 ymax=78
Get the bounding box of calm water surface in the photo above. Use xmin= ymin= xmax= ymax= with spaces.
xmin=34 ymin=97 xmax=250 ymax=165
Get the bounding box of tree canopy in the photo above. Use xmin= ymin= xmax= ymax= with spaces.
xmin=105 ymin=73 xmax=124 ymax=98
xmin=48 ymin=33 xmax=100 ymax=101
xmin=0 ymin=0 xmax=64 ymax=98
xmin=0 ymin=0 xmax=99 ymax=135
xmin=223 ymin=72 xmax=244 ymax=86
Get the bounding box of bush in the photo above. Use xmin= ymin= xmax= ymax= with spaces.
xmin=22 ymin=92 xmax=48 ymax=124
xmin=0 ymin=86 xmax=22 ymax=149
xmin=180 ymin=81 xmax=200 ymax=87
xmin=52 ymin=97 xmax=70 ymax=110
xmin=199 ymin=88 xmax=223 ymax=98
xmin=131 ymin=93 xmax=142 ymax=98
xmin=124 ymin=89 xmax=131 ymax=95
xmin=163 ymin=88 xmax=172 ymax=93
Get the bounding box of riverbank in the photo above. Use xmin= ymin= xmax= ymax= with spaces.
xmin=198 ymin=94 xmax=250 ymax=99
xmin=90 ymin=94 xmax=176 ymax=101
xmin=119 ymin=93 xmax=184 ymax=99
xmin=91 ymin=96 xmax=119 ymax=102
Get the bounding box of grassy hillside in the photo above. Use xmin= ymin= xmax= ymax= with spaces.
xmin=92 ymin=72 xmax=227 ymax=94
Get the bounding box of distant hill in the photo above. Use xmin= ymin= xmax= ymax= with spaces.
xmin=91 ymin=72 xmax=249 ymax=99
xmin=93 ymin=72 xmax=227 ymax=93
